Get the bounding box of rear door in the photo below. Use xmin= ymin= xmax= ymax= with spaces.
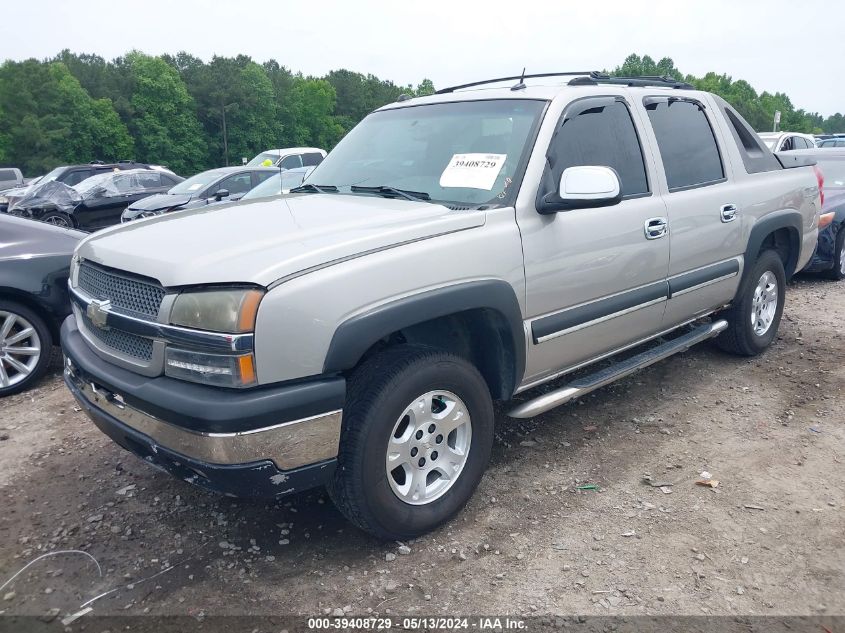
xmin=75 ymin=173 xmax=135 ymax=230
xmin=518 ymin=95 xmax=671 ymax=387
xmin=635 ymin=95 xmax=743 ymax=328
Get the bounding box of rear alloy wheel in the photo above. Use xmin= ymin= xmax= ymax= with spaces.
xmin=715 ymin=250 xmax=786 ymax=356
xmin=328 ymin=345 xmax=494 ymax=539
xmin=40 ymin=211 xmax=75 ymax=229
xmin=0 ymin=301 xmax=52 ymax=397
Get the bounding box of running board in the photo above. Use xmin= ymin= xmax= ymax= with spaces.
xmin=507 ymin=319 xmax=728 ymax=419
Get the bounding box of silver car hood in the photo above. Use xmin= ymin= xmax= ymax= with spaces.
xmin=76 ymin=193 xmax=486 ymax=287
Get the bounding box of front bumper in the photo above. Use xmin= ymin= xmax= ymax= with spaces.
xmin=62 ymin=315 xmax=345 ymax=498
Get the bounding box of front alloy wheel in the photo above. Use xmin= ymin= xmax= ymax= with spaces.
xmin=750 ymin=271 xmax=778 ymax=336
xmin=386 ymin=390 xmax=472 ymax=505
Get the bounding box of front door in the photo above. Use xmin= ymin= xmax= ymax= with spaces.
xmin=517 ymin=95 xmax=670 ymax=389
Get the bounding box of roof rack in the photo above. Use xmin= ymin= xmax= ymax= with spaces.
xmin=569 ymin=72 xmax=694 ymax=90
xmin=435 ymin=71 xmax=595 ymax=94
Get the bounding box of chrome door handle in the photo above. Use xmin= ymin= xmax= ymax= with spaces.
xmin=720 ymin=204 xmax=738 ymax=223
xmin=644 ymin=217 xmax=668 ymax=240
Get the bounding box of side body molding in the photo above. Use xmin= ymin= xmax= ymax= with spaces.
xmin=323 ymin=280 xmax=526 ymax=396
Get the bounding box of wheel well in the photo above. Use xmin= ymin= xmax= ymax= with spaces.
xmin=353 ymin=308 xmax=519 ymax=400
xmin=758 ymin=227 xmax=799 ymax=277
xmin=0 ymin=289 xmax=58 ymax=344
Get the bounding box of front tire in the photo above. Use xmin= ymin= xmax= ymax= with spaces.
xmin=328 ymin=345 xmax=494 ymax=540
xmin=715 ymin=250 xmax=786 ymax=356
xmin=0 ymin=300 xmax=52 ymax=397
xmin=40 ymin=211 xmax=76 ymax=229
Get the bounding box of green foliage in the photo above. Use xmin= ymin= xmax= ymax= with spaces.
xmin=125 ymin=52 xmax=207 ymax=174
xmin=3 ymin=50 xmax=841 ymax=177
xmin=0 ymin=59 xmax=133 ymax=173
xmin=611 ymin=53 xmax=838 ymax=135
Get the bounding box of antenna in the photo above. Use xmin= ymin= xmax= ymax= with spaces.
xmin=511 ymin=68 xmax=527 ymax=91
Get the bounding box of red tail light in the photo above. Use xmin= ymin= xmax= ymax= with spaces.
xmin=814 ymin=165 xmax=825 ymax=208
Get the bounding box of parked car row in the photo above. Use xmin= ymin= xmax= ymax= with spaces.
xmin=0 ymin=148 xmax=325 ymax=231
xmin=757 ymin=132 xmax=845 ymax=151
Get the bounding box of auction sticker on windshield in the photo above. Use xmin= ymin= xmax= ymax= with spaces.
xmin=439 ymin=153 xmax=506 ymax=190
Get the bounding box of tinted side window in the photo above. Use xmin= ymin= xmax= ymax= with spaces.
xmin=279 ymin=154 xmax=302 ymax=170
xmin=547 ymin=99 xmax=649 ymax=197
xmin=780 ymin=136 xmax=794 ymax=151
xmin=302 ymin=152 xmax=324 ymax=167
xmin=160 ymin=174 xmax=179 ymax=187
xmin=0 ymin=169 xmax=15 ymax=181
xmin=63 ymin=170 xmax=91 ymax=186
xmin=645 ymin=98 xmax=724 ymax=191
xmin=135 ymin=172 xmax=161 ymax=188
xmin=253 ymin=170 xmax=275 ymax=185
xmin=217 ymin=172 xmax=253 ymax=195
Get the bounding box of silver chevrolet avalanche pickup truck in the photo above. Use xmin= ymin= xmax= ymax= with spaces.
xmin=62 ymin=72 xmax=822 ymax=539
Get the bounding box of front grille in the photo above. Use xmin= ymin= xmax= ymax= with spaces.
xmin=78 ymin=262 xmax=165 ymax=319
xmin=81 ymin=312 xmax=154 ymax=361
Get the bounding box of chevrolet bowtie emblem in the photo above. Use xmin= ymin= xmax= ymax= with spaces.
xmin=87 ymin=299 xmax=111 ymax=330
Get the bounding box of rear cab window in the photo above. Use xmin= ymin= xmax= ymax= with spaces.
xmin=644 ymin=97 xmax=725 ymax=191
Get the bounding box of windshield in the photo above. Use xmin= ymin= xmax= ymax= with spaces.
xmin=242 ymin=168 xmax=314 ymax=201
xmin=304 ymin=99 xmax=546 ymax=207
xmin=168 ymin=170 xmax=224 ymax=195
xmin=40 ymin=167 xmax=66 ymax=183
xmin=246 ymin=152 xmax=280 ymax=167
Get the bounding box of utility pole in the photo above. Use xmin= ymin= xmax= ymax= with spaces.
xmin=221 ymin=100 xmax=229 ymax=166
xmin=773 ymin=110 xmax=781 ymax=133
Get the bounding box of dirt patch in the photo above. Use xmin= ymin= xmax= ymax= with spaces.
xmin=0 ymin=277 xmax=843 ymax=621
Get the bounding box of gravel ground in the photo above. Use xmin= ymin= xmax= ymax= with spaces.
xmin=0 ymin=276 xmax=843 ymax=626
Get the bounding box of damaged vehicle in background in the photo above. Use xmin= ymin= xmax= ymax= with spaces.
xmin=0 ymin=161 xmax=156 ymax=213
xmin=120 ymin=166 xmax=278 ymax=222
xmin=8 ymin=169 xmax=183 ymax=231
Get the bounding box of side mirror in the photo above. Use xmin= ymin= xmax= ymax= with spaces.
xmin=214 ymin=189 xmax=230 ymax=201
xmin=537 ymin=166 xmax=622 ymax=214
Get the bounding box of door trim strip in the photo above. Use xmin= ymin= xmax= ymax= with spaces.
xmin=668 ymin=259 xmax=740 ymax=297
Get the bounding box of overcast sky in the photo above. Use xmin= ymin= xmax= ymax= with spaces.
xmin=4 ymin=0 xmax=843 ymax=116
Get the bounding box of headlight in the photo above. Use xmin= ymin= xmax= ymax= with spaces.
xmin=0 ymin=196 xmax=8 ymax=204
xmin=170 ymin=288 xmax=263 ymax=333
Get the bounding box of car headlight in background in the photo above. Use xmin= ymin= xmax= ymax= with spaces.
xmin=170 ymin=288 xmax=263 ymax=333
xmin=165 ymin=288 xmax=264 ymax=388
xmin=0 ymin=196 xmax=8 ymax=204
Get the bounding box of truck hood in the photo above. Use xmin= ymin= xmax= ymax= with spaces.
xmin=76 ymin=193 xmax=486 ymax=287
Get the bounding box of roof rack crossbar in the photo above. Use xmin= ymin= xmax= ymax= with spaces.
xmin=569 ymin=72 xmax=694 ymax=90
xmin=435 ymin=71 xmax=596 ymax=94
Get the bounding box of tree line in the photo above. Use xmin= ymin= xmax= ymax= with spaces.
xmin=611 ymin=54 xmax=844 ymax=136
xmin=0 ymin=51 xmax=840 ymax=177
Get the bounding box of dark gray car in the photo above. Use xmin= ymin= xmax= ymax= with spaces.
xmin=121 ymin=166 xmax=279 ymax=222
xmin=0 ymin=214 xmax=84 ymax=396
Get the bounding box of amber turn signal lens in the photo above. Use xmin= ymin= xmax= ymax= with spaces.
xmin=237 ymin=289 xmax=264 ymax=333
xmin=237 ymin=353 xmax=257 ymax=386
xmin=819 ymin=212 xmax=835 ymax=230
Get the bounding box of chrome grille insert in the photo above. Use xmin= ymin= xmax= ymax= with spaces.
xmin=78 ymin=262 xmax=165 ymax=318
xmin=80 ymin=312 xmax=154 ymax=361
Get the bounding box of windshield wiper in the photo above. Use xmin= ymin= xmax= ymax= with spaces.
xmin=350 ymin=185 xmax=431 ymax=202
xmin=289 ymin=183 xmax=338 ymax=194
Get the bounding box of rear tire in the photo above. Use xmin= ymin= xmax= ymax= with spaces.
xmin=40 ymin=211 xmax=76 ymax=229
xmin=715 ymin=250 xmax=786 ymax=356
xmin=0 ymin=300 xmax=52 ymax=397
xmin=328 ymin=345 xmax=494 ymax=540
xmin=824 ymin=227 xmax=845 ymax=281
